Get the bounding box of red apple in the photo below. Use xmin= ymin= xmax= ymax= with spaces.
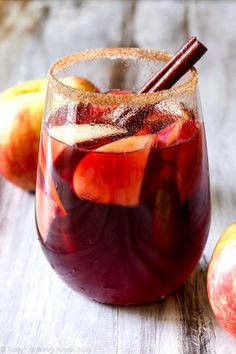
xmin=207 ymin=222 xmax=236 ymax=338
xmin=0 ymin=77 xmax=99 ymax=191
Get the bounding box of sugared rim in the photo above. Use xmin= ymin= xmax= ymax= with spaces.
xmin=48 ymin=47 xmax=198 ymax=106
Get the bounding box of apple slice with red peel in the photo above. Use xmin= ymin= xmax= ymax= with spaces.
xmin=48 ymin=123 xmax=128 ymax=150
xmin=154 ymin=120 xmax=188 ymax=148
xmin=38 ymin=129 xmax=68 ymax=217
xmin=36 ymin=187 xmax=59 ymax=242
xmin=38 ymin=148 xmax=67 ymax=217
xmin=42 ymin=128 xmax=66 ymax=167
xmin=73 ymin=134 xmax=152 ymax=207
xmin=175 ymin=120 xmax=202 ymax=201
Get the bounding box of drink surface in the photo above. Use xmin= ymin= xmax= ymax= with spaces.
xmin=36 ymin=101 xmax=211 ymax=304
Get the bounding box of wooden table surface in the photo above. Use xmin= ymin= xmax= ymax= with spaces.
xmin=0 ymin=0 xmax=236 ymax=353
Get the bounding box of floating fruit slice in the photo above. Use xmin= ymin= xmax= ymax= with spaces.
xmin=175 ymin=120 xmax=203 ymax=201
xmin=73 ymin=135 xmax=152 ymax=207
xmin=36 ymin=186 xmax=59 ymax=242
xmin=155 ymin=121 xmax=184 ymax=147
xmin=39 ymin=129 xmax=67 ymax=216
xmin=154 ymin=120 xmax=189 ymax=148
xmin=42 ymin=128 xmax=66 ymax=166
xmin=49 ymin=123 xmax=128 ymax=149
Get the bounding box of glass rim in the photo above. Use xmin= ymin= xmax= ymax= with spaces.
xmin=48 ymin=47 xmax=198 ymax=106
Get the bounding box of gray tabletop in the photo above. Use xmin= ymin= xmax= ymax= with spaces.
xmin=0 ymin=0 xmax=236 ymax=353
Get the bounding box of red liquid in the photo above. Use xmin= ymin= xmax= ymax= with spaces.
xmin=36 ymin=106 xmax=210 ymax=304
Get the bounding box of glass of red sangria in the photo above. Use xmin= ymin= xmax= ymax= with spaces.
xmin=36 ymin=47 xmax=210 ymax=304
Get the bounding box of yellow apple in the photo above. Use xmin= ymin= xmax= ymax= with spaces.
xmin=0 ymin=77 xmax=99 ymax=191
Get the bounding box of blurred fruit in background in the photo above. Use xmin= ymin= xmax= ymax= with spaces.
xmin=0 ymin=77 xmax=99 ymax=191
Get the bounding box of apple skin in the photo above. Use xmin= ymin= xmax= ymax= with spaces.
xmin=0 ymin=77 xmax=99 ymax=191
xmin=0 ymin=89 xmax=44 ymax=190
xmin=207 ymin=222 xmax=236 ymax=338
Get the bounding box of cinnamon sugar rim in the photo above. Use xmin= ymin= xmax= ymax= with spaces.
xmin=49 ymin=47 xmax=198 ymax=106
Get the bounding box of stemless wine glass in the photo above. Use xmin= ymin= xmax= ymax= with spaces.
xmin=36 ymin=48 xmax=211 ymax=305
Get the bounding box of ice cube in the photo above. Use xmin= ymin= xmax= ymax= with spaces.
xmin=154 ymin=100 xmax=190 ymax=119
xmin=146 ymin=100 xmax=191 ymax=133
xmin=112 ymin=104 xmax=152 ymax=133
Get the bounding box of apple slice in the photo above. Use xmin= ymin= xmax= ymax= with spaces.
xmin=154 ymin=121 xmax=185 ymax=148
xmin=36 ymin=187 xmax=59 ymax=242
xmin=155 ymin=119 xmax=199 ymax=149
xmin=175 ymin=120 xmax=202 ymax=201
xmin=38 ymin=150 xmax=67 ymax=217
xmin=48 ymin=123 xmax=128 ymax=149
xmin=42 ymin=128 xmax=66 ymax=167
xmin=38 ymin=129 xmax=67 ymax=216
xmin=73 ymin=134 xmax=153 ymax=207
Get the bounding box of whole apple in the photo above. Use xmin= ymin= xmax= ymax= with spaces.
xmin=0 ymin=77 xmax=99 ymax=191
xmin=207 ymin=222 xmax=236 ymax=338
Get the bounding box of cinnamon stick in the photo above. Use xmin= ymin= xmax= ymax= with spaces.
xmin=139 ymin=37 xmax=207 ymax=93
xmin=113 ymin=37 xmax=207 ymax=132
